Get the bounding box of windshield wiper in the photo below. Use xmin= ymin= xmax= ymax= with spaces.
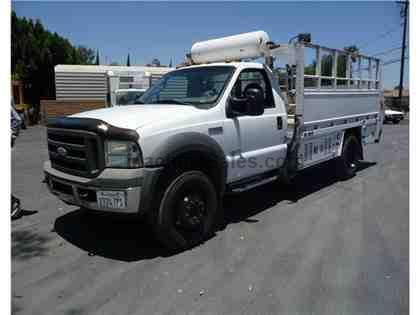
xmin=151 ymin=99 xmax=191 ymax=105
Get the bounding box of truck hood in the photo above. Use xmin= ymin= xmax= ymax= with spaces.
xmin=71 ymin=104 xmax=203 ymax=130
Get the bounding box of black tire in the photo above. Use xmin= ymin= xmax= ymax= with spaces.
xmin=335 ymin=135 xmax=362 ymax=180
xmin=392 ymin=119 xmax=400 ymax=124
xmin=11 ymin=196 xmax=22 ymax=220
xmin=155 ymin=171 xmax=218 ymax=251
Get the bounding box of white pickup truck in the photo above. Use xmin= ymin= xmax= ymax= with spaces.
xmin=44 ymin=31 xmax=383 ymax=250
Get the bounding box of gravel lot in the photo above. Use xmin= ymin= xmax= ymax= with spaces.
xmin=12 ymin=122 xmax=409 ymax=315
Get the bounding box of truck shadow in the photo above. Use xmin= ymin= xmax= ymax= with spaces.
xmin=54 ymin=160 xmax=376 ymax=262
xmin=223 ymin=160 xmax=376 ymax=224
xmin=54 ymin=212 xmax=165 ymax=261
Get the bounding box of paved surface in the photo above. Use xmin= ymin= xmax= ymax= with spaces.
xmin=12 ymin=122 xmax=409 ymax=315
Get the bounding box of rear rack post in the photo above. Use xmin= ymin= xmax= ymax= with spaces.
xmin=316 ymin=47 xmax=321 ymax=89
xmin=332 ymin=50 xmax=338 ymax=89
xmin=346 ymin=53 xmax=352 ymax=88
xmin=295 ymin=43 xmax=305 ymax=117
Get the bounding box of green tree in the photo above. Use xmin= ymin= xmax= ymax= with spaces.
xmin=76 ymin=46 xmax=96 ymax=65
xmin=11 ymin=11 xmax=96 ymax=112
xmin=304 ymin=45 xmax=360 ymax=78
xmin=338 ymin=45 xmax=359 ymax=78
xmin=95 ymin=49 xmax=100 ymax=65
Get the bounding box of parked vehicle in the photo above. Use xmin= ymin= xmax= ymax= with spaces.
xmin=11 ymin=98 xmax=23 ymax=219
xmin=44 ymin=31 xmax=384 ymax=250
xmin=115 ymin=88 xmax=146 ymax=105
xmin=384 ymin=108 xmax=404 ymax=124
xmin=16 ymin=110 xmax=26 ymax=129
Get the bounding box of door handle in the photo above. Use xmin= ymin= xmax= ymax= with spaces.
xmin=277 ymin=116 xmax=283 ymax=130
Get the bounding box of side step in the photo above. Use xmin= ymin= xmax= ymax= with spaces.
xmin=227 ymin=171 xmax=278 ymax=193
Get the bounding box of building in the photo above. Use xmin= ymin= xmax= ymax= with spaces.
xmin=54 ymin=65 xmax=172 ymax=101
xmin=41 ymin=65 xmax=173 ymax=122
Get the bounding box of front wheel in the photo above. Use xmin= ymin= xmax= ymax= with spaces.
xmin=335 ymin=135 xmax=363 ymax=180
xmin=155 ymin=171 xmax=218 ymax=251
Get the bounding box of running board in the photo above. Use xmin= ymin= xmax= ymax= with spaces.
xmin=228 ymin=175 xmax=278 ymax=193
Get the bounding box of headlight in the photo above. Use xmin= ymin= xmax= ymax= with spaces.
xmin=104 ymin=140 xmax=142 ymax=168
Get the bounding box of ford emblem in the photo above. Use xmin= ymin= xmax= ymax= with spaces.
xmin=57 ymin=146 xmax=68 ymax=157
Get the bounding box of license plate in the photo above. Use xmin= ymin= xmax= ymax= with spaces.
xmin=96 ymin=191 xmax=126 ymax=209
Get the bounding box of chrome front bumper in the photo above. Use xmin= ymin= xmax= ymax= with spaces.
xmin=44 ymin=161 xmax=142 ymax=214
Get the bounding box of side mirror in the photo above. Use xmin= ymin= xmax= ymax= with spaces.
xmin=226 ymin=83 xmax=265 ymax=118
xmin=226 ymin=97 xmax=247 ymax=118
xmin=244 ymin=84 xmax=264 ymax=116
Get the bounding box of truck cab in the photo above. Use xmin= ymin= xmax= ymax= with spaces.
xmin=44 ymin=31 xmax=383 ymax=250
xmin=128 ymin=62 xmax=288 ymax=183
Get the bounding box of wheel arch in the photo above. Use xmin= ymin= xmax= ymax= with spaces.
xmin=341 ymin=127 xmax=364 ymax=160
xmin=147 ymin=132 xmax=227 ymax=195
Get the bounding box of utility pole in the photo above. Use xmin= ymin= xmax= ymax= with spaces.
xmin=397 ymin=0 xmax=408 ymax=100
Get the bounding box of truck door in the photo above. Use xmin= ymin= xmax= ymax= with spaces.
xmin=225 ymin=68 xmax=287 ymax=181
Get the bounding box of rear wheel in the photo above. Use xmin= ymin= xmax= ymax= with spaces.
xmin=155 ymin=171 xmax=218 ymax=251
xmin=336 ymin=135 xmax=362 ymax=180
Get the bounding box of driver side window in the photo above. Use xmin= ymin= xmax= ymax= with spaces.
xmin=230 ymin=69 xmax=275 ymax=108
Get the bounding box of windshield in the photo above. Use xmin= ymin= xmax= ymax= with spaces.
xmin=140 ymin=66 xmax=235 ymax=109
xmin=116 ymin=91 xmax=145 ymax=105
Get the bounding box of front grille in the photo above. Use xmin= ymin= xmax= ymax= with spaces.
xmin=47 ymin=128 xmax=104 ymax=178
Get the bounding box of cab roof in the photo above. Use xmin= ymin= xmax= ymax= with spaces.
xmin=178 ymin=61 xmax=265 ymax=70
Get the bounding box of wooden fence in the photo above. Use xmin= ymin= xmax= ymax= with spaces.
xmin=40 ymin=99 xmax=106 ymax=123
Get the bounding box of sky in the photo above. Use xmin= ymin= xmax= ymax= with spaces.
xmin=12 ymin=1 xmax=409 ymax=89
